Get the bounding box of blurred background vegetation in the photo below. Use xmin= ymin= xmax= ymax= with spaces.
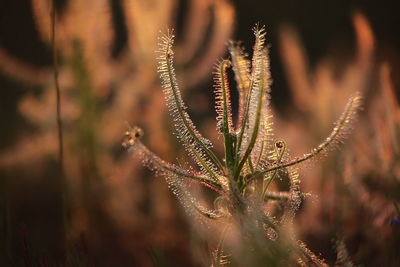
xmin=0 ymin=0 xmax=399 ymax=266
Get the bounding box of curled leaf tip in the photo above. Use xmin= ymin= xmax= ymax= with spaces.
xmin=122 ymin=126 xmax=144 ymax=150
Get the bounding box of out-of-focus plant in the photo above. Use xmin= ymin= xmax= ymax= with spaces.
xmin=0 ymin=0 xmax=234 ymax=169
xmin=0 ymin=0 xmax=234 ymax=265
xmin=124 ymin=26 xmax=362 ymax=266
xmin=277 ymin=13 xmax=400 ymax=265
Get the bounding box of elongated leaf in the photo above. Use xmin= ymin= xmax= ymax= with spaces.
xmin=214 ymin=59 xmax=235 ymax=168
xmin=157 ymin=31 xmax=224 ymax=178
xmin=214 ymin=59 xmax=234 ymax=134
xmin=235 ymin=48 xmax=270 ymax=179
xmin=122 ymin=126 xmax=224 ymax=192
xmin=236 ymin=26 xmax=267 ymax=155
xmin=259 ymin=93 xmax=362 ymax=175
xmin=229 ymin=42 xmax=251 ymax=129
xmin=251 ymin=48 xmax=273 ymax=170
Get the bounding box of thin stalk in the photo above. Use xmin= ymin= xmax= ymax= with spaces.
xmin=51 ymin=0 xmax=63 ymax=171
xmin=51 ymin=0 xmax=69 ymax=254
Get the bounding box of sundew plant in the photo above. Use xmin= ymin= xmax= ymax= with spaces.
xmin=123 ymin=26 xmax=361 ymax=266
